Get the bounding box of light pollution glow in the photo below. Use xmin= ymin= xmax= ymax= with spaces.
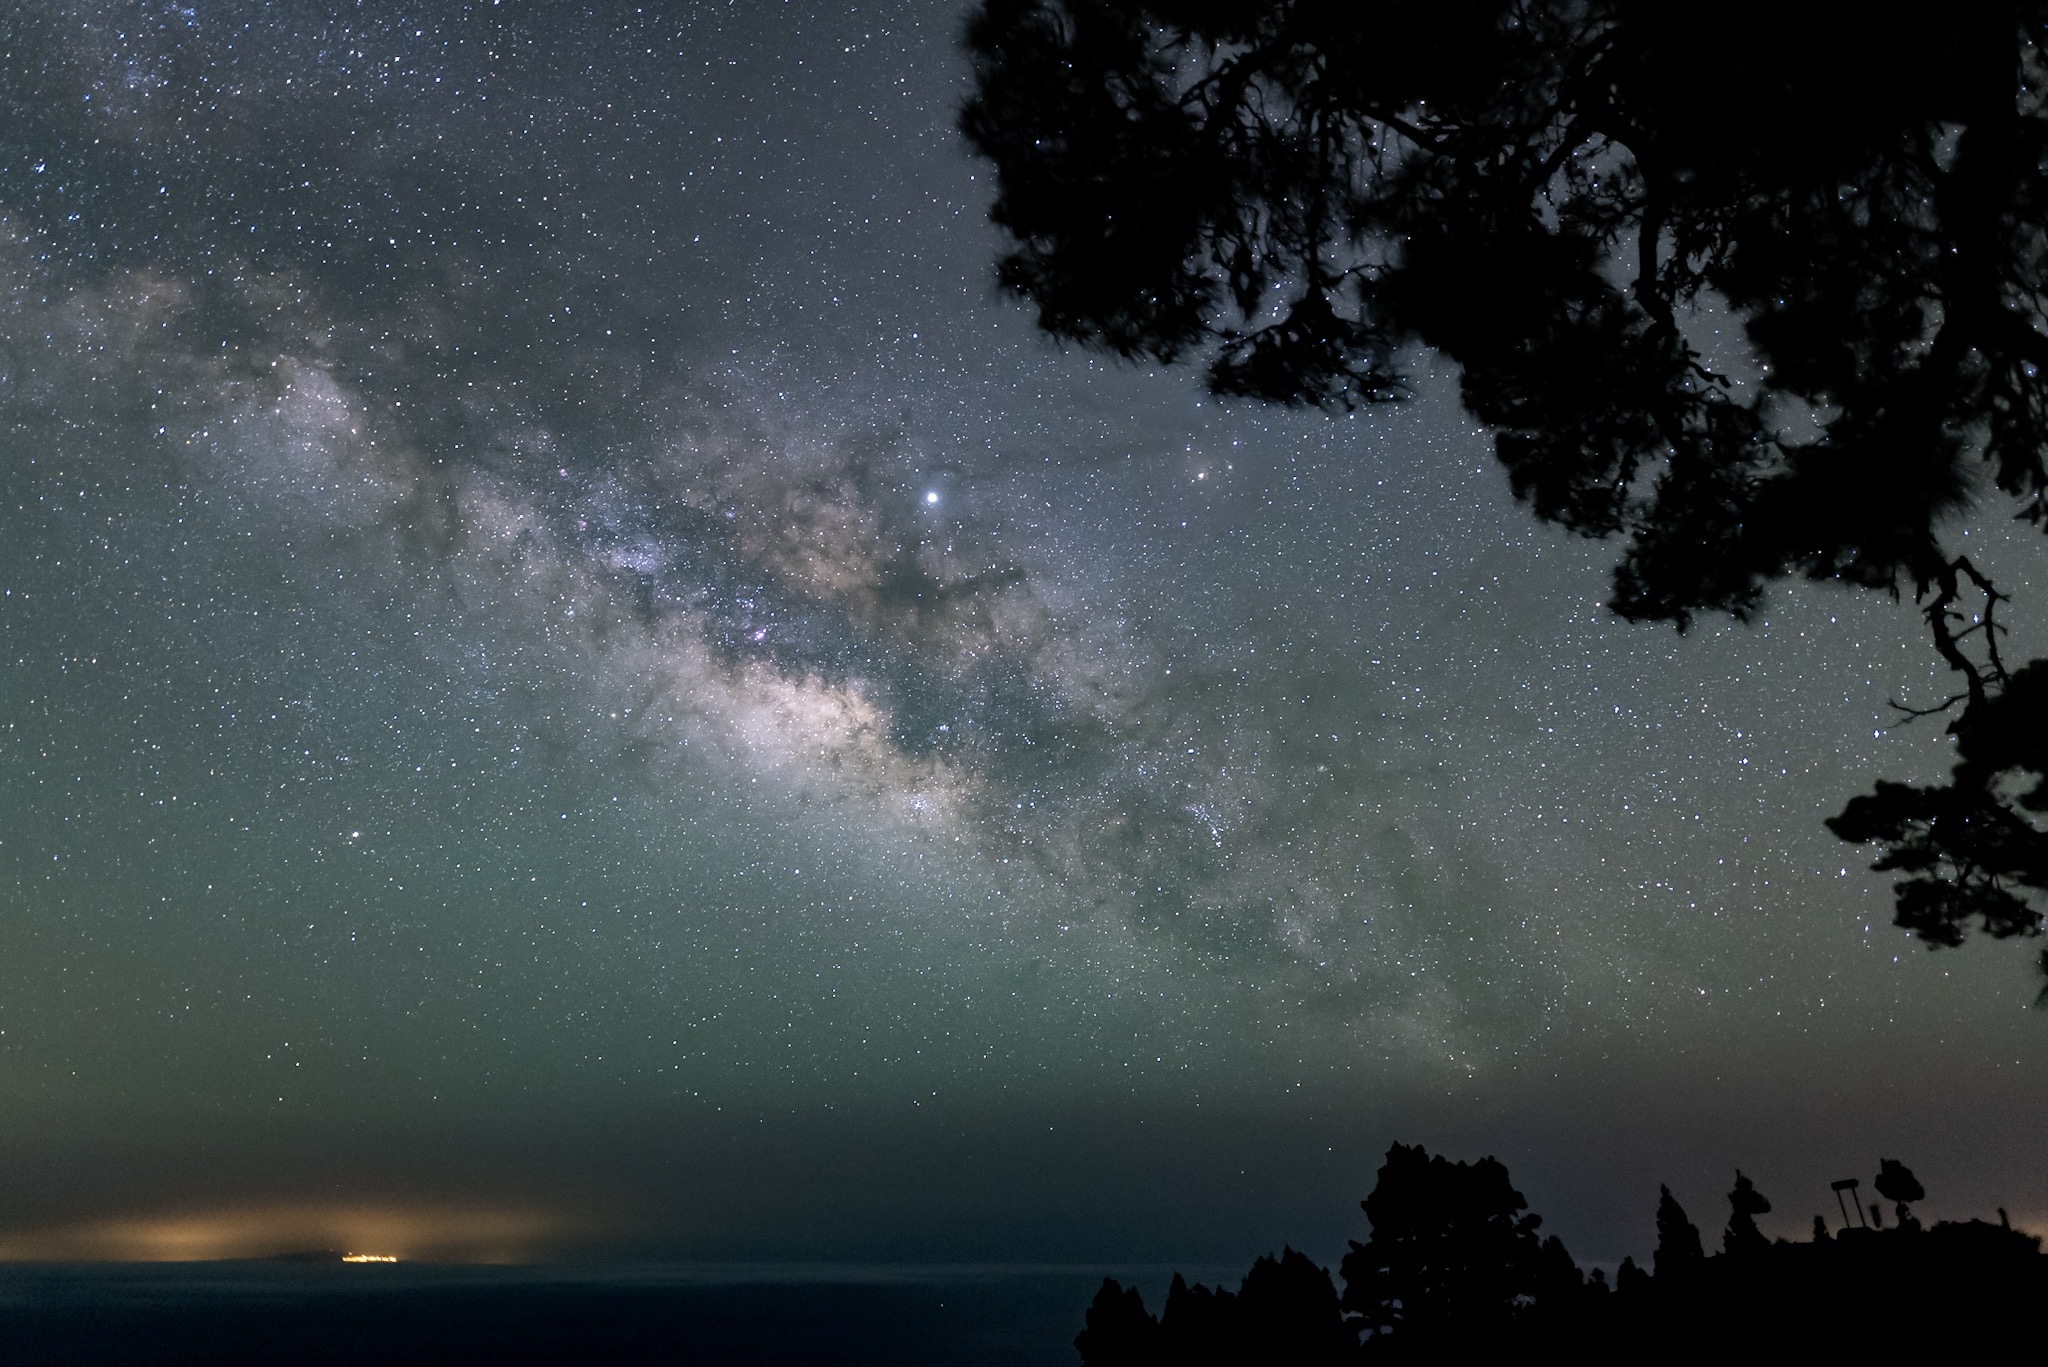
xmin=0 ymin=1206 xmax=565 ymax=1264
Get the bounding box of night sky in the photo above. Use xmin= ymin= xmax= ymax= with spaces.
xmin=1 ymin=0 xmax=2044 ymax=1270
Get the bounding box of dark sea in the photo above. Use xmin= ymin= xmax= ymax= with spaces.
xmin=0 ymin=1262 xmax=1232 ymax=1366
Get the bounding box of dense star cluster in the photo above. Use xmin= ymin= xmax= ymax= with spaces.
xmin=0 ymin=2 xmax=2043 ymax=1264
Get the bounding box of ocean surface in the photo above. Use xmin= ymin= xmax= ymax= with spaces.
xmin=0 ymin=1262 xmax=1236 ymax=1365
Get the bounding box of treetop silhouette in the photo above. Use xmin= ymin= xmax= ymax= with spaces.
xmin=1875 ymin=1157 xmax=1927 ymax=1230
xmin=1652 ymin=1184 xmax=1704 ymax=1278
xmin=962 ymin=0 xmax=2048 ymax=984
xmin=1722 ymin=1170 xmax=1772 ymax=1257
xmin=1338 ymin=1141 xmax=1550 ymax=1343
xmin=1077 ymin=1247 xmax=1352 ymax=1367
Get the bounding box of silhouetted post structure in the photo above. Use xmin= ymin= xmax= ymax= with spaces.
xmin=1830 ymin=1179 xmax=1868 ymax=1230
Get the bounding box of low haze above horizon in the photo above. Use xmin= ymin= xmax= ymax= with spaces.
xmin=2 ymin=0 xmax=2043 ymax=1271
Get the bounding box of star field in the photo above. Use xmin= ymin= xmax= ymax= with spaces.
xmin=0 ymin=0 xmax=2044 ymax=1265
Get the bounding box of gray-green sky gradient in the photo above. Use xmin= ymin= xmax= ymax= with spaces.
xmin=1 ymin=0 xmax=2043 ymax=1268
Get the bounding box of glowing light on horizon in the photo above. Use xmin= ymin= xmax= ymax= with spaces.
xmin=0 ymin=1204 xmax=566 ymax=1263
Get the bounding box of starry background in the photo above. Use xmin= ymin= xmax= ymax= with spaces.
xmin=0 ymin=0 xmax=2043 ymax=1269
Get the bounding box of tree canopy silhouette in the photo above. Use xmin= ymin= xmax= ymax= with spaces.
xmin=961 ymin=0 xmax=2048 ymax=984
xmin=1068 ymin=1144 xmax=2046 ymax=1364
xmin=1874 ymin=1157 xmax=1927 ymax=1230
xmin=1075 ymin=1248 xmax=1352 ymax=1367
xmin=1337 ymin=1142 xmax=1551 ymax=1345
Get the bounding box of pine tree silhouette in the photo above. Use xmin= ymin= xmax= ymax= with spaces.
xmin=1653 ymin=1186 xmax=1704 ymax=1278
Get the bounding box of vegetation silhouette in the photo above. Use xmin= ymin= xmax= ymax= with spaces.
xmin=1074 ymin=1143 xmax=2045 ymax=1364
xmin=1651 ymin=1185 xmax=1703 ymax=1280
xmin=1721 ymin=1169 xmax=1772 ymax=1257
xmin=1877 ymin=1157 xmax=1928 ymax=1230
xmin=1336 ymin=1142 xmax=1549 ymax=1348
xmin=961 ymin=0 xmax=2048 ymax=985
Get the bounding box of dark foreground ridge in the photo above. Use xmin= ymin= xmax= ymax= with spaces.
xmin=1075 ymin=1144 xmax=2044 ymax=1364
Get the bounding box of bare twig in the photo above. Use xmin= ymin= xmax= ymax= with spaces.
xmin=1916 ymin=555 xmax=2011 ymax=717
xmin=1886 ymin=692 xmax=1970 ymax=726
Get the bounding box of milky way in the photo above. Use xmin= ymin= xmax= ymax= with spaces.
xmin=2 ymin=1 xmax=2044 ymax=1265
